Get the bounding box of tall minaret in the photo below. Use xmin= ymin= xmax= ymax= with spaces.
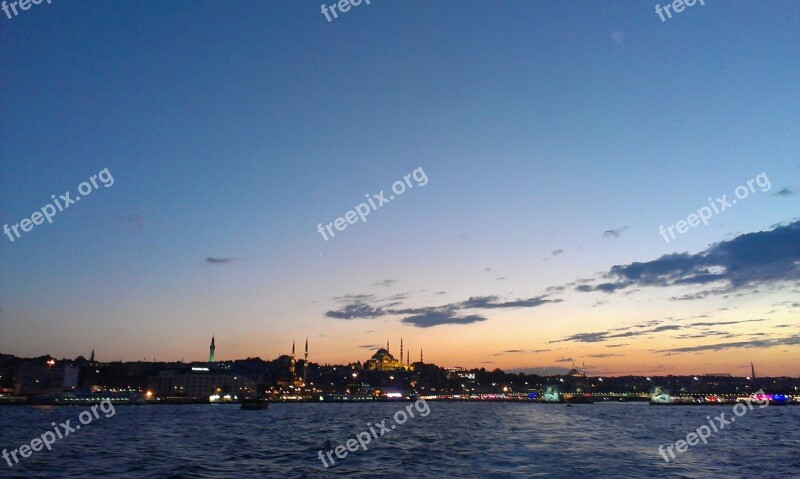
xmin=751 ymin=362 xmax=756 ymax=379
xmin=407 ymin=350 xmax=410 ymax=367
xmin=386 ymin=340 xmax=390 ymax=352
xmin=290 ymin=341 xmax=296 ymax=379
xmin=303 ymin=338 xmax=309 ymax=386
xmin=209 ymin=335 xmax=215 ymax=363
xmin=400 ymin=338 xmax=404 ymax=364
xmin=420 ymin=348 xmax=423 ymax=363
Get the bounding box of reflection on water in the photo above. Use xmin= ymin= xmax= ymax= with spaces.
xmin=1 ymin=402 xmax=798 ymax=478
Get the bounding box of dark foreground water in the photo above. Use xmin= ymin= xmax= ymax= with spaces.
xmin=1 ymin=402 xmax=798 ymax=478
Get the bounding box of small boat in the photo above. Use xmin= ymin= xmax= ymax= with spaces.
xmin=241 ymin=397 xmax=269 ymax=410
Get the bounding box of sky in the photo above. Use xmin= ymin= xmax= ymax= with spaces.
xmin=1 ymin=0 xmax=798 ymax=376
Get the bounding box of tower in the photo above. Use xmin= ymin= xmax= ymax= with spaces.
xmin=303 ymin=338 xmax=309 ymax=386
xmin=386 ymin=340 xmax=390 ymax=352
xmin=751 ymin=362 xmax=756 ymax=379
xmin=420 ymin=348 xmax=423 ymax=363
xmin=90 ymin=349 xmax=95 ymax=362
xmin=400 ymin=338 xmax=403 ymax=364
xmin=209 ymin=335 xmax=215 ymax=363
xmin=290 ymin=341 xmax=296 ymax=379
xmin=407 ymin=350 xmax=410 ymax=367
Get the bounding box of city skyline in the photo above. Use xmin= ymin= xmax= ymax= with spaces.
xmin=1 ymin=1 xmax=799 ymax=377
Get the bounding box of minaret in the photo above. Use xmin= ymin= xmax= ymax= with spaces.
xmin=407 ymin=350 xmax=410 ymax=367
xmin=303 ymin=338 xmax=309 ymax=386
xmin=90 ymin=349 xmax=95 ymax=362
xmin=400 ymin=338 xmax=404 ymax=364
xmin=209 ymin=335 xmax=215 ymax=363
xmin=751 ymin=362 xmax=756 ymax=379
xmin=420 ymin=348 xmax=423 ymax=363
xmin=290 ymin=341 xmax=296 ymax=379
xmin=386 ymin=340 xmax=390 ymax=352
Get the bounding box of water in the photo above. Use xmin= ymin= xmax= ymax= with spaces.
xmin=1 ymin=402 xmax=798 ymax=478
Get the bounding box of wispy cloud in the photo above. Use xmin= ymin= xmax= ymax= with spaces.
xmin=206 ymin=257 xmax=237 ymax=265
xmin=603 ymin=226 xmax=629 ymax=238
xmin=127 ymin=214 xmax=145 ymax=230
xmin=656 ymin=335 xmax=800 ymax=353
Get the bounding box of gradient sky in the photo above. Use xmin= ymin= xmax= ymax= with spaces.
xmin=1 ymin=0 xmax=798 ymax=376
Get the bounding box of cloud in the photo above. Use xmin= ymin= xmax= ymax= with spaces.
xmin=656 ymin=334 xmax=800 ymax=353
xmin=400 ymin=309 xmax=487 ymax=328
xmin=458 ymin=295 xmax=562 ymax=309
xmin=326 ymin=303 xmax=387 ymax=320
xmin=326 ymin=292 xmax=562 ymax=328
xmin=551 ymin=249 xmax=564 ymax=256
xmin=205 ymin=257 xmax=236 ymax=265
xmin=554 ymin=357 xmax=574 ymax=363
xmin=495 ymin=348 xmax=551 ymax=356
xmin=587 ymin=353 xmax=622 ymax=358
xmin=603 ymin=226 xmax=629 ymax=238
xmin=333 ymin=294 xmax=376 ymax=303
xmin=494 ymin=349 xmax=526 ymax=356
xmin=671 ymin=291 xmax=714 ymax=301
xmin=773 ymin=187 xmax=794 ymax=197
xmin=579 ymin=221 xmax=800 ymax=294
xmin=552 ymin=323 xmax=682 ymax=344
xmin=371 ymin=280 xmax=398 ymax=287
xmin=685 ymin=319 xmax=765 ymax=328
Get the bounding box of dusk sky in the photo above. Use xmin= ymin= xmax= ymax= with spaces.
xmin=1 ymin=0 xmax=798 ymax=376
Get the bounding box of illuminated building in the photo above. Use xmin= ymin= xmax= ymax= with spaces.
xmin=363 ymin=339 xmax=414 ymax=372
xmin=148 ymin=367 xmax=254 ymax=400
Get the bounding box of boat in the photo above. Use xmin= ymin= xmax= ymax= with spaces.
xmin=241 ymin=396 xmax=269 ymax=410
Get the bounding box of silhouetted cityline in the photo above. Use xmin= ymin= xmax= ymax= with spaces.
xmin=2 ymin=339 xmax=799 ymax=405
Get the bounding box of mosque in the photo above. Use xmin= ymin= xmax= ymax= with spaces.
xmin=363 ymin=339 xmax=418 ymax=372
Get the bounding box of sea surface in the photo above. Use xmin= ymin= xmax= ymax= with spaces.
xmin=1 ymin=402 xmax=798 ymax=478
